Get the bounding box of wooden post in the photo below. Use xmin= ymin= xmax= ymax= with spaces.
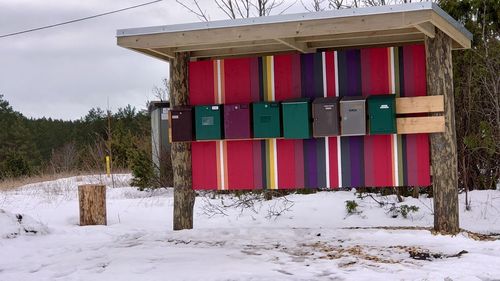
xmin=78 ymin=184 xmax=107 ymax=226
xmin=425 ymin=29 xmax=460 ymax=235
xmin=170 ymin=52 xmax=196 ymax=230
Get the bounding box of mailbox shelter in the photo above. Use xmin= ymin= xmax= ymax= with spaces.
xmin=117 ymin=2 xmax=472 ymax=233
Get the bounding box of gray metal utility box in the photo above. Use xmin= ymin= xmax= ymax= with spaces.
xmin=312 ymin=97 xmax=340 ymax=137
xmin=340 ymin=96 xmax=366 ymax=136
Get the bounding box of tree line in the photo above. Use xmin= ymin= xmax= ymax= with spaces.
xmin=0 ymin=95 xmax=153 ymax=182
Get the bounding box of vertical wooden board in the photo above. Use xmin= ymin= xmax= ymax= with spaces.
xmin=192 ymin=142 xmax=218 ymax=189
xmin=361 ymin=47 xmax=394 ymax=187
xmin=189 ymin=60 xmax=219 ymax=190
xmin=328 ymin=136 xmax=339 ymax=188
xmin=324 ymin=51 xmax=340 ymax=188
xmin=223 ymin=58 xmax=257 ymax=190
xmin=274 ymin=54 xmax=303 ymax=189
xmin=399 ymin=44 xmax=431 ymax=186
xmin=337 ymin=49 xmax=364 ymax=187
xmin=325 ymin=52 xmax=336 ymax=98
xmin=189 ymin=60 xmax=215 ymax=105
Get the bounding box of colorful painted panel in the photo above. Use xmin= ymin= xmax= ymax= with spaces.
xmin=188 ymin=44 xmax=431 ymax=190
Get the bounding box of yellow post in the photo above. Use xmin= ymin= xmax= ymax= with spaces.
xmin=105 ymin=156 xmax=111 ymax=176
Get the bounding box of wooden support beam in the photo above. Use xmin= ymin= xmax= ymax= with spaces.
xmin=295 ymin=27 xmax=421 ymax=43
xmin=425 ymin=29 xmax=459 ymax=235
xmin=310 ymin=33 xmax=424 ymax=49
xmin=415 ymin=22 xmax=435 ymax=38
xmin=396 ymin=96 xmax=444 ymax=114
xmin=173 ymin=39 xmax=277 ymax=52
xmin=190 ymin=44 xmax=294 ymax=59
xmin=170 ymin=52 xmax=196 ymax=231
xmin=275 ymin=38 xmax=314 ymax=53
xmin=397 ymin=116 xmax=445 ymax=134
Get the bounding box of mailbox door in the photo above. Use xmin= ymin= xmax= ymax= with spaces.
xmin=224 ymin=104 xmax=251 ymax=139
xmin=368 ymin=96 xmax=396 ymax=134
xmin=312 ymin=98 xmax=339 ymax=137
xmin=282 ymin=102 xmax=311 ymax=139
xmin=340 ymin=101 xmax=366 ymax=136
xmin=195 ymin=105 xmax=222 ymax=140
xmin=170 ymin=108 xmax=193 ymax=142
xmin=252 ymin=102 xmax=281 ymax=138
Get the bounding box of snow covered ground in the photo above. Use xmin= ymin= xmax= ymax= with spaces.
xmin=0 ymin=174 xmax=499 ymax=281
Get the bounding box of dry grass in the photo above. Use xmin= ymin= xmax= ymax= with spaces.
xmin=0 ymin=169 xmax=131 ymax=191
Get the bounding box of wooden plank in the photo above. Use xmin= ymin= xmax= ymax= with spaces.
xmin=310 ymin=33 xmax=424 ymax=49
xmin=275 ymin=38 xmax=314 ymax=53
xmin=190 ymin=44 xmax=294 ymax=59
xmin=129 ymin=47 xmax=171 ymax=62
xmin=117 ymin=10 xmax=431 ymax=49
xmin=431 ymin=11 xmax=471 ymax=49
xmin=397 ymin=116 xmax=445 ymax=134
xmin=295 ymin=27 xmax=421 ymax=42
xmin=415 ymin=22 xmax=435 ymax=38
xmin=396 ymin=96 xmax=444 ymax=114
xmin=174 ymin=39 xmax=277 ymax=52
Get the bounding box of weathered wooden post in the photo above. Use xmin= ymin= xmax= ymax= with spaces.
xmin=425 ymin=29 xmax=460 ymax=235
xmin=170 ymin=52 xmax=196 ymax=230
xmin=78 ymin=184 xmax=107 ymax=226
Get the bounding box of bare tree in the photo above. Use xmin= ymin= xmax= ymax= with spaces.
xmin=301 ymin=0 xmax=327 ymax=12
xmin=177 ymin=0 xmax=297 ymax=20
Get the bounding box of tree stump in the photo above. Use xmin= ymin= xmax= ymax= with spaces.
xmin=78 ymin=184 xmax=107 ymax=226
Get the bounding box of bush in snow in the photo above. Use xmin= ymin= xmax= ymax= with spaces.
xmin=345 ymin=200 xmax=360 ymax=215
xmin=0 ymin=209 xmax=49 ymax=239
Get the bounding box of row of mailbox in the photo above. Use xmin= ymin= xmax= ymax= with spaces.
xmin=169 ymin=95 xmax=396 ymax=142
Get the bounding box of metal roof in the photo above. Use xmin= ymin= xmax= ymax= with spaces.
xmin=117 ymin=2 xmax=472 ymax=61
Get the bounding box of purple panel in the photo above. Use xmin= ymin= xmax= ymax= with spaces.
xmin=224 ymin=103 xmax=251 ymax=139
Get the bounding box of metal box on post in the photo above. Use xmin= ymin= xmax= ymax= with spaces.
xmin=340 ymin=96 xmax=367 ymax=136
xmin=169 ymin=107 xmax=193 ymax=142
xmin=312 ymin=97 xmax=340 ymax=137
xmin=194 ymin=105 xmax=223 ymax=140
xmin=367 ymin=95 xmax=397 ymax=134
xmin=224 ymin=103 xmax=251 ymax=139
xmin=252 ymin=102 xmax=281 ymax=138
xmin=282 ymin=99 xmax=311 ymax=139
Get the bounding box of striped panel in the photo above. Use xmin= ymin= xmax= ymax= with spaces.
xmin=223 ymin=58 xmax=256 ymax=190
xmin=189 ymin=44 xmax=431 ymax=190
xmin=189 ymin=60 xmax=219 ymax=189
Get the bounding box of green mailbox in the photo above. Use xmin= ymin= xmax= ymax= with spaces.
xmin=195 ymin=105 xmax=223 ymax=140
xmin=367 ymin=95 xmax=396 ymax=135
xmin=282 ymin=99 xmax=311 ymax=139
xmin=252 ymin=102 xmax=281 ymax=138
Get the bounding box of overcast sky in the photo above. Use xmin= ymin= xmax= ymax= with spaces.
xmin=0 ymin=0 xmax=306 ymax=120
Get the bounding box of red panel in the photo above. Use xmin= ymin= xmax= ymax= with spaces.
xmin=360 ymin=48 xmax=393 ymax=187
xmin=276 ymin=139 xmax=296 ymax=189
xmin=222 ymin=58 xmax=257 ymax=189
xmin=226 ymin=141 xmax=255 ymax=189
xmin=189 ymin=60 xmax=215 ymax=105
xmin=274 ymin=54 xmax=302 ymax=189
xmin=325 ymin=52 xmax=336 ymax=97
xmin=328 ymin=137 xmax=339 ymax=188
xmin=224 ymin=58 xmax=252 ymax=103
xmin=369 ymin=135 xmax=393 ymax=186
xmin=192 ymin=142 xmax=218 ymax=190
xmin=415 ymin=134 xmax=431 ymax=186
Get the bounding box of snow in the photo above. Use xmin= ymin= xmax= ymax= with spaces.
xmin=0 ymin=175 xmax=499 ymax=281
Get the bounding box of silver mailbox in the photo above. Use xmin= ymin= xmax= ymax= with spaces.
xmin=340 ymin=96 xmax=366 ymax=136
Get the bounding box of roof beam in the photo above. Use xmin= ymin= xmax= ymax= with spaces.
xmin=117 ymin=10 xmax=431 ymax=49
xmin=190 ymin=44 xmax=294 ymax=59
xmin=310 ymin=33 xmax=425 ymax=49
xmin=275 ymin=38 xmax=314 ymax=53
xmin=173 ymin=39 xmax=277 ymax=52
xmin=415 ymin=22 xmax=435 ymax=38
xmin=295 ymin=27 xmax=421 ymax=43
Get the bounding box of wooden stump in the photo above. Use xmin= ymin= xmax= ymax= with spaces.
xmin=78 ymin=184 xmax=107 ymax=226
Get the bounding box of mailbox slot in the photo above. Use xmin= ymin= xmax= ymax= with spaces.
xmin=340 ymin=96 xmax=367 ymax=136
xmin=282 ymin=99 xmax=311 ymax=139
xmin=312 ymin=97 xmax=340 ymax=137
xmin=367 ymin=95 xmax=396 ymax=134
xmin=194 ymin=105 xmax=223 ymax=140
xmin=224 ymin=103 xmax=251 ymax=139
xmin=252 ymin=102 xmax=281 ymax=138
xmin=169 ymin=107 xmax=193 ymax=142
